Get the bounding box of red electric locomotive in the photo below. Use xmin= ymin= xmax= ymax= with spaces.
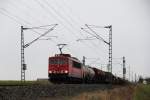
xmin=48 ymin=53 xmax=83 ymax=83
xmin=48 ymin=53 xmax=126 ymax=84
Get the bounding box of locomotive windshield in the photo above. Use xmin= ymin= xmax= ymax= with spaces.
xmin=49 ymin=58 xmax=67 ymax=65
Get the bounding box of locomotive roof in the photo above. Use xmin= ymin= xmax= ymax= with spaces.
xmin=50 ymin=53 xmax=81 ymax=63
xmin=55 ymin=54 xmax=71 ymax=57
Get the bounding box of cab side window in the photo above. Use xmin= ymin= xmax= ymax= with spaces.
xmin=73 ymin=61 xmax=81 ymax=68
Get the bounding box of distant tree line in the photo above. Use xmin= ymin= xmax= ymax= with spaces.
xmin=145 ymin=78 xmax=150 ymax=84
xmin=138 ymin=76 xmax=150 ymax=84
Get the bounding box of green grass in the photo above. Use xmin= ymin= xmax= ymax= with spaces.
xmin=134 ymin=84 xmax=150 ymax=100
xmin=0 ymin=80 xmax=51 ymax=86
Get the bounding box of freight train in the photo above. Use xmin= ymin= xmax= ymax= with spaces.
xmin=48 ymin=53 xmax=125 ymax=84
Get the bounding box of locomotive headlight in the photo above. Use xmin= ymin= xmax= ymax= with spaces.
xmin=64 ymin=70 xmax=68 ymax=73
xmin=49 ymin=71 xmax=52 ymax=73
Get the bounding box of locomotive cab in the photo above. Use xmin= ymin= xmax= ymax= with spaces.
xmin=48 ymin=54 xmax=70 ymax=82
xmin=48 ymin=53 xmax=83 ymax=83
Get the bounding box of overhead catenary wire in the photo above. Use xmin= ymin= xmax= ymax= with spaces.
xmin=1 ymin=2 xmax=102 ymax=63
xmin=50 ymin=0 xmax=85 ymax=35
xmin=80 ymin=27 xmax=109 ymax=55
xmin=44 ymin=0 xmax=109 ymax=65
xmin=2 ymin=0 xmax=105 ymax=58
xmin=24 ymin=24 xmax=58 ymax=48
xmin=33 ymin=0 xmax=79 ymax=38
xmin=33 ymin=0 xmax=84 ymax=54
xmin=61 ymin=0 xmax=86 ymax=25
xmin=84 ymin=24 xmax=109 ymax=45
xmin=50 ymin=0 xmax=107 ymax=53
xmin=59 ymin=0 xmax=109 ymax=47
xmin=1 ymin=0 xmax=108 ymax=65
xmin=0 ymin=9 xmax=24 ymax=25
xmin=39 ymin=1 xmax=101 ymax=42
xmin=0 ymin=1 xmax=56 ymax=37
xmin=33 ymin=0 xmax=107 ymax=60
xmin=0 ymin=8 xmax=32 ymax=25
xmin=5 ymin=0 xmax=44 ymax=25
xmin=0 ymin=8 xmax=57 ymax=39
xmin=44 ymin=0 xmax=81 ymax=34
xmin=38 ymin=0 xmax=82 ymax=39
xmin=52 ymin=1 xmax=109 ymax=57
xmin=53 ymin=0 xmax=98 ymax=40
xmin=11 ymin=0 xmax=79 ymax=57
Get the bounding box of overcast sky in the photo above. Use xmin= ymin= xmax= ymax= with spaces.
xmin=0 ymin=0 xmax=150 ymax=80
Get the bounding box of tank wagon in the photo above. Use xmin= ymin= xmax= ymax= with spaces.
xmin=48 ymin=53 xmax=125 ymax=84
